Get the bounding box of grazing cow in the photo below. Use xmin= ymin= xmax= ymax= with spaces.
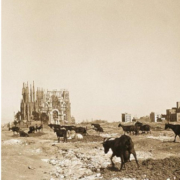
xmin=94 ymin=126 xmax=104 ymax=136
xmin=19 ymin=130 xmax=29 ymax=137
xmin=64 ymin=125 xmax=76 ymax=131
xmin=35 ymin=124 xmax=43 ymax=132
xmin=74 ymin=127 xmax=87 ymax=135
xmin=28 ymin=126 xmax=36 ymax=134
xmin=48 ymin=123 xmax=54 ymax=129
xmin=9 ymin=127 xmax=20 ymax=134
xmin=102 ymin=135 xmax=139 ymax=171
xmin=91 ymin=123 xmax=101 ymax=129
xmin=54 ymin=127 xmax=68 ymax=143
xmin=135 ymin=121 xmax=151 ymax=134
xmin=165 ymin=123 xmax=180 ymax=142
xmin=97 ymin=126 xmax=104 ymax=132
xmin=92 ymin=124 xmax=104 ymax=133
xmin=118 ymin=124 xmax=139 ymax=135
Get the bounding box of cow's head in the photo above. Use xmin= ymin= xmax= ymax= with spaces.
xmin=102 ymin=138 xmax=112 ymax=154
xmin=165 ymin=123 xmax=169 ymax=130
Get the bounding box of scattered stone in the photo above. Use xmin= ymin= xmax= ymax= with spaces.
xmin=59 ymin=175 xmax=64 ymax=179
xmin=41 ymin=159 xmax=49 ymax=163
xmin=50 ymin=178 xmax=55 ymax=180
xmin=96 ymin=173 xmax=101 ymax=177
xmin=49 ymin=159 xmax=57 ymax=165
xmin=3 ymin=139 xmax=23 ymax=145
xmin=28 ymin=166 xmax=35 ymax=170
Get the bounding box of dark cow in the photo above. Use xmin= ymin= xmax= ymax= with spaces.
xmin=96 ymin=126 xmax=104 ymax=132
xmin=62 ymin=125 xmax=76 ymax=131
xmin=135 ymin=121 xmax=151 ymax=134
xmin=36 ymin=124 xmax=43 ymax=132
xmin=74 ymin=127 xmax=87 ymax=135
xmin=48 ymin=123 xmax=54 ymax=129
xmin=102 ymin=135 xmax=139 ymax=171
xmin=19 ymin=130 xmax=29 ymax=137
xmin=118 ymin=124 xmax=139 ymax=135
xmin=48 ymin=124 xmax=87 ymax=135
xmin=9 ymin=127 xmax=20 ymax=134
xmin=91 ymin=123 xmax=101 ymax=128
xmin=165 ymin=123 xmax=180 ymax=142
xmin=28 ymin=126 xmax=36 ymax=134
xmin=54 ymin=127 xmax=68 ymax=143
xmin=91 ymin=123 xmax=104 ymax=133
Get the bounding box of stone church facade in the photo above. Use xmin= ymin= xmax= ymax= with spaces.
xmin=20 ymin=82 xmax=72 ymax=124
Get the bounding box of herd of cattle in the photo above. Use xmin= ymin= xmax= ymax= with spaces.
xmin=8 ymin=121 xmax=180 ymax=171
xmin=8 ymin=123 xmax=104 ymax=141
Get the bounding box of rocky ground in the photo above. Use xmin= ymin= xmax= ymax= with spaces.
xmin=1 ymin=122 xmax=180 ymax=180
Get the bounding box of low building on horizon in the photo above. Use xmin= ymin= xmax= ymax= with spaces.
xmin=122 ymin=113 xmax=131 ymax=122
xmin=166 ymin=102 xmax=180 ymax=122
xmin=150 ymin=112 xmax=161 ymax=122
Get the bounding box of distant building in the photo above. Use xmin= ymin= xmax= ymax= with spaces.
xmin=122 ymin=113 xmax=131 ymax=122
xmin=166 ymin=109 xmax=176 ymax=122
xmin=132 ymin=117 xmax=138 ymax=122
xmin=177 ymin=113 xmax=180 ymax=122
xmin=166 ymin=102 xmax=180 ymax=122
xmin=150 ymin=112 xmax=161 ymax=122
xmin=19 ymin=82 xmax=72 ymax=124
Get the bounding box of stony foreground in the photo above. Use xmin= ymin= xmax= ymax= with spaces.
xmin=1 ymin=122 xmax=180 ymax=180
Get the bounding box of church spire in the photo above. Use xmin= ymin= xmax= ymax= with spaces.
xmin=30 ymin=84 xmax=32 ymax=102
xmin=33 ymin=81 xmax=35 ymax=102
xmin=26 ymin=81 xmax=29 ymax=103
xmin=22 ymin=83 xmax=25 ymax=102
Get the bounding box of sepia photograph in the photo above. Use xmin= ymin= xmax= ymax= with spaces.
xmin=1 ymin=0 xmax=180 ymax=180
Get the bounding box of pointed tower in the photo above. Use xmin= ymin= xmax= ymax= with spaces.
xmin=21 ymin=83 xmax=26 ymax=120
xmin=30 ymin=84 xmax=32 ymax=103
xmin=33 ymin=81 xmax=35 ymax=102
xmin=26 ymin=82 xmax=29 ymax=103
xmin=22 ymin=83 xmax=25 ymax=102
xmin=33 ymin=81 xmax=36 ymax=112
xmin=29 ymin=84 xmax=32 ymax=117
xmin=36 ymin=87 xmax=39 ymax=112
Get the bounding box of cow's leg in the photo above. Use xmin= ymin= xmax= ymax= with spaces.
xmin=120 ymin=155 xmax=125 ymax=171
xmin=174 ymin=135 xmax=177 ymax=142
xmin=58 ymin=137 xmax=60 ymax=143
xmin=110 ymin=154 xmax=115 ymax=167
xmin=131 ymin=150 xmax=139 ymax=169
xmin=64 ymin=134 xmax=67 ymax=143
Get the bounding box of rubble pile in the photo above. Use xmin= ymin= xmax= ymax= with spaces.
xmin=2 ymin=139 xmax=23 ymax=145
xmin=44 ymin=148 xmax=112 ymax=179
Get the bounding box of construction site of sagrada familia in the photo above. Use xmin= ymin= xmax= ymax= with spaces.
xmin=18 ymin=81 xmax=75 ymax=124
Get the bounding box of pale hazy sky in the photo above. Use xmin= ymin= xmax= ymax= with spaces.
xmin=2 ymin=0 xmax=180 ymax=123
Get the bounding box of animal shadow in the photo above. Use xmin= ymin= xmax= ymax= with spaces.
xmin=162 ymin=140 xmax=179 ymax=143
xmin=12 ymin=134 xmax=19 ymax=137
xmin=107 ymin=166 xmax=119 ymax=172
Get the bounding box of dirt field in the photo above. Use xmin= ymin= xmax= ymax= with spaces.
xmin=1 ymin=122 xmax=180 ymax=180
